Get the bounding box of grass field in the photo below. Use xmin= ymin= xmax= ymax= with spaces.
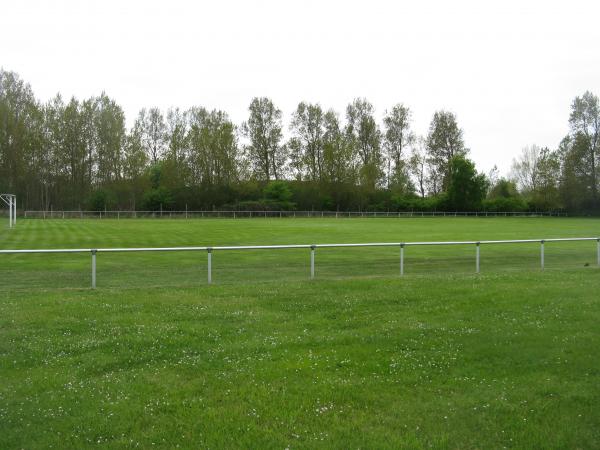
xmin=1 ymin=217 xmax=600 ymax=448
xmin=1 ymin=217 xmax=599 ymax=289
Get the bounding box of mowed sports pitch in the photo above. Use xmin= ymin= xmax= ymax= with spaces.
xmin=1 ymin=217 xmax=600 ymax=448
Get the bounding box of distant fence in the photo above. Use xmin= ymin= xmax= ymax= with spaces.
xmin=21 ymin=210 xmax=568 ymax=219
xmin=1 ymin=237 xmax=597 ymax=288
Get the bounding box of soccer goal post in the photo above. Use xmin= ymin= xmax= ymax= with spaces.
xmin=0 ymin=194 xmax=16 ymax=228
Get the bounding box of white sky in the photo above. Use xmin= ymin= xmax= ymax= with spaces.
xmin=2 ymin=0 xmax=600 ymax=175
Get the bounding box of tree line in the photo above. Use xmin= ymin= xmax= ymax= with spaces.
xmin=1 ymin=68 xmax=599 ymax=213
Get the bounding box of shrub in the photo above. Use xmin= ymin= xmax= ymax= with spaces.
xmin=141 ymin=187 xmax=174 ymax=211
xmin=263 ymin=181 xmax=296 ymax=210
xmin=88 ymin=189 xmax=116 ymax=211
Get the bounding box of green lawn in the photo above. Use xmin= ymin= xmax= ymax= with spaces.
xmin=1 ymin=218 xmax=600 ymax=448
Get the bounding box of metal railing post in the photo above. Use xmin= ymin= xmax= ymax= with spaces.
xmin=476 ymin=242 xmax=480 ymax=273
xmin=310 ymin=245 xmax=315 ymax=279
xmin=597 ymin=238 xmax=600 ymax=267
xmin=207 ymin=248 xmax=212 ymax=284
xmin=91 ymin=249 xmax=97 ymax=289
xmin=400 ymin=243 xmax=404 ymax=276
xmin=541 ymin=240 xmax=545 ymax=270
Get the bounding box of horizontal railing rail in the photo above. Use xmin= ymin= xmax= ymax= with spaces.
xmin=21 ymin=210 xmax=568 ymax=219
xmin=1 ymin=237 xmax=598 ymax=288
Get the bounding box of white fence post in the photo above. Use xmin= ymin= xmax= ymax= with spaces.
xmin=476 ymin=242 xmax=480 ymax=273
xmin=400 ymin=243 xmax=404 ymax=276
xmin=91 ymin=250 xmax=97 ymax=288
xmin=9 ymin=197 xmax=13 ymax=228
xmin=541 ymin=240 xmax=545 ymax=270
xmin=597 ymin=238 xmax=600 ymax=267
xmin=310 ymin=245 xmax=315 ymax=279
xmin=207 ymin=248 xmax=212 ymax=284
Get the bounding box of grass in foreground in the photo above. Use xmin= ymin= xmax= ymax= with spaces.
xmin=1 ymin=270 xmax=600 ymax=449
xmin=1 ymin=218 xmax=599 ymax=448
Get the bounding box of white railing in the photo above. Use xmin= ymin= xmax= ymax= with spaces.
xmin=21 ymin=210 xmax=567 ymax=219
xmin=1 ymin=237 xmax=598 ymax=288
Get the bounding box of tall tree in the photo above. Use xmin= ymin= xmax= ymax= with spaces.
xmin=242 ymin=97 xmax=285 ymax=181
xmin=93 ymin=93 xmax=126 ymax=184
xmin=137 ymin=107 xmax=167 ymax=165
xmin=321 ymin=110 xmax=358 ymax=209
xmin=345 ymin=98 xmax=382 ymax=189
xmin=289 ymin=102 xmax=325 ymax=182
xmin=187 ymin=108 xmax=238 ymax=186
xmin=383 ymin=104 xmax=414 ymax=191
xmin=568 ymin=91 xmax=600 ymax=205
xmin=534 ymin=148 xmax=561 ymax=209
xmin=444 ymin=156 xmax=488 ymax=211
xmin=45 ymin=95 xmax=92 ymax=207
xmin=511 ymin=144 xmax=543 ymax=193
xmin=123 ymin=120 xmax=148 ymax=180
xmin=559 ymin=134 xmax=595 ymax=211
xmin=0 ymin=69 xmax=45 ymax=208
xmin=79 ymin=98 xmax=97 ymax=188
xmin=165 ymin=108 xmax=188 ymax=166
xmin=426 ymin=110 xmax=467 ymax=189
xmin=408 ymin=137 xmax=428 ymax=198
xmin=322 ymin=110 xmax=356 ymax=186
xmin=122 ymin=120 xmax=149 ymax=209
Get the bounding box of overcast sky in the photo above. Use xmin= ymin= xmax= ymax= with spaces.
xmin=2 ymin=0 xmax=599 ymax=174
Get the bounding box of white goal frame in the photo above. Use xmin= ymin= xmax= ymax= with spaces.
xmin=0 ymin=194 xmax=16 ymax=228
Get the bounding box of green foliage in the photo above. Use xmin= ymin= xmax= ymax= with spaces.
xmin=426 ymin=110 xmax=467 ymax=189
xmin=187 ymin=107 xmax=238 ymax=186
xmin=289 ymin=102 xmax=325 ymax=181
xmin=2 ymin=68 xmax=600 ymax=214
xmin=560 ymin=133 xmax=599 ymax=213
xmin=483 ymin=178 xmax=527 ymax=212
xmin=444 ymin=156 xmax=488 ymax=211
xmin=242 ymin=97 xmax=285 ymax=181
xmin=482 ymin=197 xmax=527 ymax=212
xmin=141 ymin=187 xmax=174 ymax=211
xmin=384 ymin=104 xmax=415 ymax=190
xmin=346 ymin=98 xmax=382 ymax=189
xmin=488 ymin=178 xmax=519 ymax=199
xmin=263 ymin=180 xmax=295 ymax=210
xmin=87 ymin=189 xmax=116 ymax=211
xmin=263 ymin=181 xmax=293 ymax=202
xmin=147 ymin=163 xmax=163 ymax=189
xmin=391 ymin=194 xmax=443 ymax=211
